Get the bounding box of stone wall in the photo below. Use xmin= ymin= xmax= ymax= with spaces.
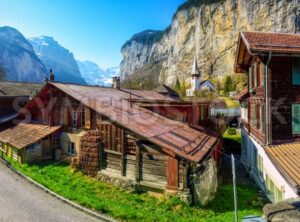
xmin=189 ymin=157 xmax=218 ymax=206
xmin=72 ymin=130 xmax=101 ymax=176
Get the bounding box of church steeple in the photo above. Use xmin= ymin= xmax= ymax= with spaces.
xmin=191 ymin=56 xmax=200 ymax=77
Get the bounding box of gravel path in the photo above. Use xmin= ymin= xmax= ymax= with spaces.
xmin=0 ymin=162 xmax=103 ymax=222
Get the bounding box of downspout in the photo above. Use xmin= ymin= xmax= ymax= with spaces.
xmin=265 ymin=52 xmax=272 ymax=145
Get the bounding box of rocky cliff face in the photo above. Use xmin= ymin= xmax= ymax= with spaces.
xmin=0 ymin=26 xmax=47 ymax=83
xmin=29 ymin=36 xmax=86 ymax=84
xmin=120 ymin=0 xmax=300 ymax=87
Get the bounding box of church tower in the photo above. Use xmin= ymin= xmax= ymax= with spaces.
xmin=190 ymin=56 xmax=201 ymax=92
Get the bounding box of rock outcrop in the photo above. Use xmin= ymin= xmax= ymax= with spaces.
xmin=0 ymin=26 xmax=47 ymax=83
xmin=120 ymin=0 xmax=300 ymax=87
xmin=263 ymin=198 xmax=300 ymax=222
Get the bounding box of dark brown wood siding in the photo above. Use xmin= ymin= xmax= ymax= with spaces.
xmin=269 ymin=57 xmax=300 ymax=143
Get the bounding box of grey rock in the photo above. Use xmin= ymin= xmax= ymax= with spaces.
xmin=0 ymin=26 xmax=47 ymax=83
xmin=120 ymin=0 xmax=300 ymax=87
xmin=29 ymin=36 xmax=86 ymax=84
xmin=263 ymin=198 xmax=300 ymax=222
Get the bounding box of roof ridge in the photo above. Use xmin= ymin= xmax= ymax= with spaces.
xmin=242 ymin=31 xmax=300 ymax=36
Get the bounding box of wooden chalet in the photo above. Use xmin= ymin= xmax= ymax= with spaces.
xmin=235 ymin=31 xmax=300 ymax=202
xmin=0 ymin=79 xmax=222 ymax=203
xmin=0 ymin=82 xmax=42 ymax=127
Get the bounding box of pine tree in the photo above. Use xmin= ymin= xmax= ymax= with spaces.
xmin=175 ymin=77 xmax=181 ymax=92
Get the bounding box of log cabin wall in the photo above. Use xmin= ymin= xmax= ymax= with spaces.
xmin=145 ymin=104 xmax=210 ymax=126
xmin=246 ymin=56 xmax=266 ymax=145
xmin=96 ymin=116 xmax=172 ymax=190
xmin=269 ymin=57 xmax=297 ymax=143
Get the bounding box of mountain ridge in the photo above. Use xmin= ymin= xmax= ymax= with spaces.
xmin=0 ymin=26 xmax=47 ymax=83
xmin=29 ymin=35 xmax=87 ymax=84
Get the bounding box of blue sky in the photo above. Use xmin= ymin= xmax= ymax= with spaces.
xmin=0 ymin=0 xmax=186 ymax=68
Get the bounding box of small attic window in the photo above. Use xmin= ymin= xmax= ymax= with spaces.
xmin=292 ymin=58 xmax=300 ymax=85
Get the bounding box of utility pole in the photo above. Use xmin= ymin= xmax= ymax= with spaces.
xmin=231 ymin=154 xmax=238 ymax=222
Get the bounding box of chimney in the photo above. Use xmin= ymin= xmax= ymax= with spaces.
xmin=112 ymin=76 xmax=120 ymax=89
xmin=49 ymin=69 xmax=55 ymax=82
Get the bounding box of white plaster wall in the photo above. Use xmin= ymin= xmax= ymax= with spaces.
xmin=241 ymin=128 xmax=298 ymax=201
xmin=61 ymin=130 xmax=87 ymax=156
xmin=241 ymin=107 xmax=248 ymax=122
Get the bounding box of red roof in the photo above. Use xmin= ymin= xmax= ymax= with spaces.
xmin=242 ymin=31 xmax=300 ymax=53
xmin=235 ymin=31 xmax=300 ymax=72
xmin=42 ymin=83 xmax=218 ymax=163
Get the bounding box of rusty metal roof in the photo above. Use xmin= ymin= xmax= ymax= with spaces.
xmin=0 ymin=82 xmax=43 ymax=97
xmin=49 ymin=83 xmax=218 ymax=162
xmin=266 ymin=143 xmax=300 ymax=189
xmin=235 ymin=31 xmax=300 ymax=73
xmin=242 ymin=31 xmax=300 ymax=54
xmin=0 ymin=123 xmax=62 ymax=149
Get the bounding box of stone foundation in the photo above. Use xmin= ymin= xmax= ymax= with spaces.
xmin=72 ymin=130 xmax=101 ymax=176
xmin=96 ymin=171 xmax=140 ymax=193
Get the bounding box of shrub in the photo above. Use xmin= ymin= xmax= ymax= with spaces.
xmin=227 ymin=127 xmax=236 ymax=135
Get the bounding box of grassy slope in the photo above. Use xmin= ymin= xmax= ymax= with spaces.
xmin=219 ymin=97 xmax=239 ymax=108
xmin=4 ymin=158 xmax=264 ymax=222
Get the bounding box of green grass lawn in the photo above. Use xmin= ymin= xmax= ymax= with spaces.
xmin=4 ymin=158 xmax=265 ymax=222
xmin=219 ymin=97 xmax=239 ymax=108
xmin=223 ymin=128 xmax=242 ymax=154
xmin=223 ymin=128 xmax=242 ymax=144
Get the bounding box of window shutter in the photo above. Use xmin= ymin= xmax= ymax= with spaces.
xmin=254 ymin=63 xmax=257 ymax=87
xmin=253 ymin=105 xmax=257 ymax=127
xmin=249 ymin=67 xmax=252 ymax=90
xmin=292 ymin=58 xmax=300 ymax=85
xmin=260 ymin=63 xmax=265 ymax=86
xmin=261 ymin=105 xmax=265 ymax=132
xmin=292 ymin=104 xmax=300 ymax=134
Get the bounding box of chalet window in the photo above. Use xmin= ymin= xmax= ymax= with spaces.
xmin=67 ymin=142 xmax=75 ymax=155
xmin=292 ymin=58 xmax=300 ymax=85
xmin=72 ymin=110 xmax=77 ymax=127
xmin=292 ymin=104 xmax=300 ymax=134
xmin=260 ymin=105 xmax=265 ymax=132
xmin=251 ymin=104 xmax=257 ymax=127
xmin=257 ymin=154 xmax=263 ymax=175
xmin=260 ymin=63 xmax=265 ymax=86
xmin=266 ymin=174 xmax=283 ymax=203
xmin=81 ymin=108 xmax=86 ymax=127
xmin=256 ymin=104 xmax=261 ymax=130
xmin=254 ymin=63 xmax=258 ymax=87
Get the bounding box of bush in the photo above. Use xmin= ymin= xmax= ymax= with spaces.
xmin=227 ymin=127 xmax=236 ymax=135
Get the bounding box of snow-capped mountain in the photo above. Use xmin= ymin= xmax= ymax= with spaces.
xmin=0 ymin=26 xmax=47 ymax=82
xmin=29 ymin=36 xmax=86 ymax=84
xmin=77 ymin=60 xmax=119 ymax=86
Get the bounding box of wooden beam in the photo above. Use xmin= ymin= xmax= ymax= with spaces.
xmin=135 ymin=141 xmax=141 ymax=182
xmin=120 ymin=129 xmax=125 ymax=176
xmin=182 ymin=161 xmax=188 ymax=190
xmin=99 ymin=142 xmax=103 ymax=170
xmin=166 ymin=155 xmax=179 ymax=191
xmin=112 ymin=125 xmax=116 ymax=151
